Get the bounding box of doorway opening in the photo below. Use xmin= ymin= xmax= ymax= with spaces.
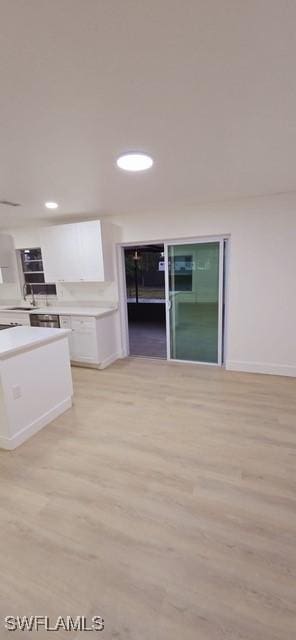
xmin=124 ymin=244 xmax=166 ymax=358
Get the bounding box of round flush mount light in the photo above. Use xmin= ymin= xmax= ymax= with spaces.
xmin=116 ymin=152 xmax=153 ymax=172
xmin=45 ymin=201 xmax=58 ymax=209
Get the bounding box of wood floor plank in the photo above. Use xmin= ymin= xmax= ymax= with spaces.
xmin=0 ymin=358 xmax=295 ymax=639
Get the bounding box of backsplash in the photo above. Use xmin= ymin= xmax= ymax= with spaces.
xmin=55 ymin=281 xmax=118 ymax=304
xmin=0 ymin=281 xmax=118 ymax=307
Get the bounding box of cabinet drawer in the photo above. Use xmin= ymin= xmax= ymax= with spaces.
xmin=71 ymin=316 xmax=96 ymax=331
xmin=60 ymin=315 xmax=72 ymax=329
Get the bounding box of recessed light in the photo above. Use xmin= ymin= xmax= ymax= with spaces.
xmin=45 ymin=201 xmax=58 ymax=209
xmin=116 ymin=152 xmax=153 ymax=172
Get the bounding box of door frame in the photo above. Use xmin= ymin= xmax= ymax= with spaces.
xmin=116 ymin=234 xmax=230 ymax=365
xmin=164 ymin=237 xmax=225 ymax=366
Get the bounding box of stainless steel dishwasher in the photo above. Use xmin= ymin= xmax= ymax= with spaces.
xmin=30 ymin=314 xmax=60 ymax=329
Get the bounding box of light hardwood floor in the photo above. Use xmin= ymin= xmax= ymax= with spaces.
xmin=0 ymin=358 xmax=296 ymax=639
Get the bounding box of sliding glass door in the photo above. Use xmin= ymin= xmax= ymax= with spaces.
xmin=166 ymin=241 xmax=223 ymax=364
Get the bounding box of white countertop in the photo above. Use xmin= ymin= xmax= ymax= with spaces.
xmin=0 ymin=305 xmax=117 ymax=318
xmin=30 ymin=306 xmax=116 ymax=317
xmin=0 ymin=326 xmax=71 ymax=359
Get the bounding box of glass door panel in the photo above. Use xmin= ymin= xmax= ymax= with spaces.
xmin=168 ymin=242 xmax=220 ymax=363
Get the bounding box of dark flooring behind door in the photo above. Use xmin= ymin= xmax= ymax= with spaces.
xmin=125 ymin=244 xmax=166 ymax=359
xmin=128 ymin=302 xmax=166 ymax=358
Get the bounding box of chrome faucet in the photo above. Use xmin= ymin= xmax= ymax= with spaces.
xmin=23 ymin=282 xmax=36 ymax=307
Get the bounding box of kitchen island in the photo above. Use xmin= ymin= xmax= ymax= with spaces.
xmin=0 ymin=326 xmax=73 ymax=450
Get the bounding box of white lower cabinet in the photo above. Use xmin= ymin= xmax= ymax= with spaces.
xmin=59 ymin=313 xmax=119 ymax=368
xmin=71 ymin=317 xmax=98 ymax=363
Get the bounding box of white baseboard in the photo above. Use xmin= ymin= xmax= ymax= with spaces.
xmin=0 ymin=397 xmax=72 ymax=450
xmin=226 ymin=360 xmax=296 ymax=377
xmin=98 ymin=352 xmax=122 ymax=369
xmin=71 ymin=352 xmax=122 ymax=370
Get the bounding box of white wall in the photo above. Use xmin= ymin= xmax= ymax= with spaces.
xmin=110 ymin=193 xmax=296 ymax=376
xmin=10 ymin=226 xmax=42 ymax=249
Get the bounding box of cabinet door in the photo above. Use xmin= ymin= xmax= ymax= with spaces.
xmin=71 ymin=317 xmax=98 ymax=362
xmin=41 ymin=224 xmax=81 ymax=282
xmin=41 ymin=220 xmax=110 ymax=283
xmin=77 ymin=221 xmax=105 ymax=281
xmin=0 ymin=267 xmax=13 ymax=283
xmin=0 ymin=235 xmax=16 ymax=283
xmin=59 ymin=315 xmax=74 ymax=357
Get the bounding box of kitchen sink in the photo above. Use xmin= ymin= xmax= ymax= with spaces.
xmin=8 ymin=307 xmax=34 ymax=311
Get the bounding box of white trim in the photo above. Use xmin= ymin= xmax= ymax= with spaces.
xmin=217 ymin=239 xmax=224 ymax=366
xmin=164 ymin=243 xmax=170 ymax=359
xmin=169 ymin=359 xmax=219 ymax=367
xmin=165 ymin=237 xmax=226 ymax=366
xmin=222 ymin=238 xmax=230 ymax=366
xmin=226 ymin=360 xmax=296 ymax=377
xmin=98 ymin=352 xmax=123 ymax=369
xmin=119 ymin=233 xmax=230 ymax=247
xmin=116 ymin=245 xmax=130 ymax=357
xmin=0 ymin=397 xmax=72 ymax=450
xmin=71 ymin=351 xmax=122 ymax=369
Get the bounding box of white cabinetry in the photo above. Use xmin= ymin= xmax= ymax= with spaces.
xmin=60 ymin=315 xmax=98 ymax=363
xmin=71 ymin=317 xmax=98 ymax=363
xmin=59 ymin=312 xmax=118 ymax=368
xmin=41 ymin=220 xmax=114 ymax=283
xmin=40 ymin=224 xmax=81 ymax=283
xmin=0 ymin=234 xmax=16 ymax=283
xmin=77 ymin=221 xmax=105 ymax=282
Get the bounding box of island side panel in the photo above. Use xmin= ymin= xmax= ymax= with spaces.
xmin=96 ymin=311 xmax=121 ymax=369
xmin=0 ymin=377 xmax=10 ymax=447
xmin=0 ymin=337 xmax=73 ymax=450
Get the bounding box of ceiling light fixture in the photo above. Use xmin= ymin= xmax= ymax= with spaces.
xmin=45 ymin=201 xmax=58 ymax=209
xmin=116 ymin=152 xmax=153 ymax=172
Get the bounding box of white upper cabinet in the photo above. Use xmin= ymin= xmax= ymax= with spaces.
xmin=40 ymin=220 xmax=114 ymax=283
xmin=0 ymin=234 xmax=16 ymax=283
xmin=77 ymin=220 xmax=104 ymax=282
xmin=40 ymin=223 xmax=80 ymax=283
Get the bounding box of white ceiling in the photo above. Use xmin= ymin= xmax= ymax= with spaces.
xmin=1 ymin=0 xmax=296 ymax=226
